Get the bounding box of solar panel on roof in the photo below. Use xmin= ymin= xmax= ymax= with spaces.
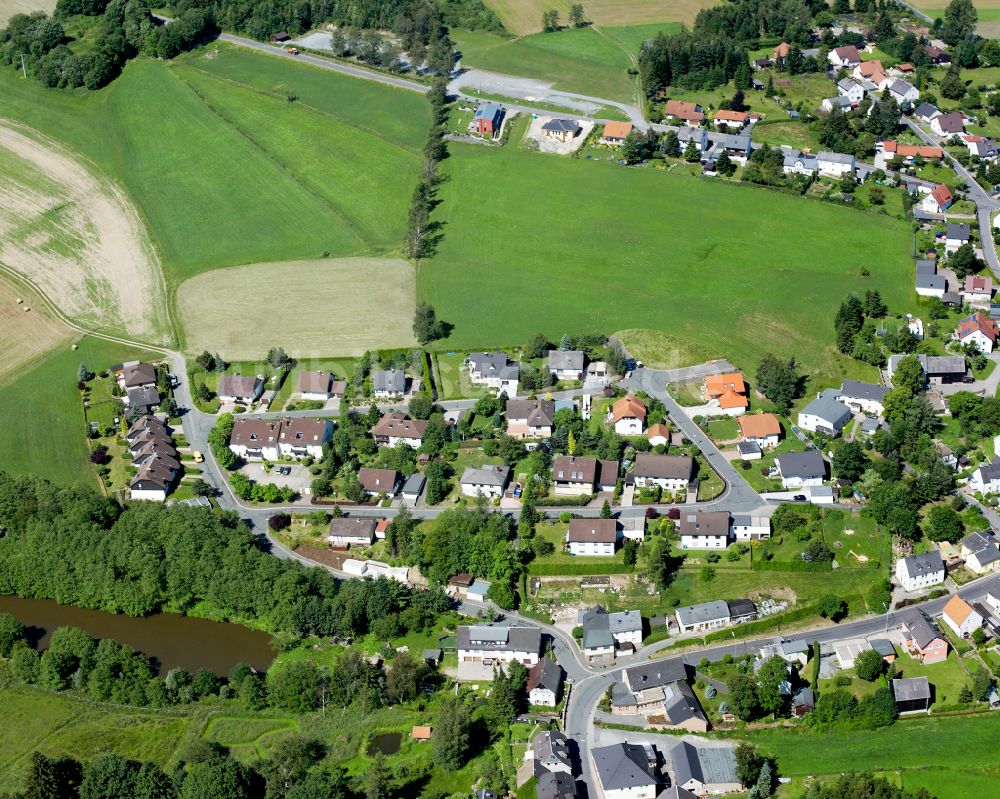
xmin=470 ymin=626 xmax=508 ymax=643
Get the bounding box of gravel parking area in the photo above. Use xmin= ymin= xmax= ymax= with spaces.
xmin=524 ymin=116 xmax=594 ymax=155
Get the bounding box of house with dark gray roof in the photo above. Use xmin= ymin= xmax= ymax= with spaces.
xmin=914 ymin=102 xmax=939 ymax=122
xmin=961 ymin=531 xmax=1000 ymax=574
xmin=678 ymin=511 xmax=730 ymax=549
xmin=506 ymin=399 xmax=555 ymax=439
xmin=837 ymin=380 xmax=889 ymax=416
xmin=891 ymin=676 xmax=931 ymax=712
xmin=578 ymin=605 xmax=643 ymax=660
xmin=633 ymin=453 xmax=694 ymax=492
xmin=469 ymin=351 xmax=520 ymax=395
xmin=969 ymin=457 xmax=1000 ymax=496
xmin=775 ymin=450 xmax=826 ymax=489
xmin=457 ymin=624 xmax=541 ymax=671
xmin=783 ymin=149 xmax=819 ymax=174
xmin=592 ymin=742 xmax=658 ymax=799
xmin=887 ymin=354 xmax=966 ymax=385
xmin=541 ymin=118 xmax=581 ymax=141
xmin=898 ymin=609 xmax=949 ymax=663
xmin=533 ymin=729 xmax=572 ymax=774
xmin=945 ymin=222 xmax=971 ymax=253
xmin=675 ymin=600 xmax=731 ymax=633
xmin=668 ymin=742 xmax=741 ymax=795
xmin=536 ymin=771 xmax=576 ymax=799
xmin=548 ymin=350 xmax=585 ymax=380
xmin=792 ymin=686 xmax=815 ymax=716
xmin=798 ymin=389 xmax=851 ymax=435
xmin=373 ymin=368 xmax=407 ymax=397
xmin=894 ymin=550 xmax=945 ymax=592
xmin=527 ymin=659 xmax=564 ymax=707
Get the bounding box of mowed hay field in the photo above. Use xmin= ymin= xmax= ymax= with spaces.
xmin=907 ymin=0 xmax=1000 ymax=34
xmin=0 ymin=45 xmax=429 ymax=285
xmin=0 ymin=273 xmax=73 ymax=387
xmin=0 ymin=119 xmax=170 ymax=343
xmin=178 ymin=258 xmax=416 ymax=359
xmin=422 ymin=143 xmax=913 ymax=384
xmin=484 ymin=0 xmax=713 ymax=35
xmin=0 ymin=0 xmax=54 ymax=25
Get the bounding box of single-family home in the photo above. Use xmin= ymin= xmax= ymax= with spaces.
xmin=713 ymin=109 xmax=749 ymax=129
xmin=817 ymin=150 xmax=856 ymax=177
xmin=888 ymin=353 xmax=966 ymax=385
xmin=829 ymin=45 xmax=861 ymax=68
xmin=646 ymin=424 xmax=670 ymax=447
xmin=798 ymin=389 xmax=852 ymax=435
xmin=703 ymin=371 xmax=749 ymax=414
xmin=964 ymin=278 xmax=995 ymax=309
xmin=922 ymin=183 xmax=953 ymax=214
xmin=217 ymin=374 xmax=264 ymax=404
xmin=775 ymin=450 xmax=826 ymax=489
xmin=737 ymin=413 xmax=781 ymax=448
xmin=931 ymin=111 xmax=965 ymax=137
xmin=678 ymin=511 xmax=730 ymax=549
xmin=401 ymin=473 xmax=424 ymax=504
xmin=752 ymin=57 xmax=773 ymax=71
xmin=837 ymin=380 xmax=889 ymax=417
xmin=229 ymin=418 xmax=282 ymax=460
xmin=954 ymin=311 xmax=998 ymax=354
xmin=566 ymin=519 xmax=619 ymax=557
xmin=675 ymin=600 xmax=730 ymax=633
xmin=945 ymin=223 xmax=971 ymax=253
xmin=837 ymin=77 xmax=865 ymax=105
xmin=891 ymin=676 xmax=931 ymax=713
xmin=632 ymin=453 xmax=694 ymax=493
xmin=527 ymin=659 xmax=564 ymax=707
xmin=961 ymin=532 xmax=1000 ymax=574
xmin=611 ymin=395 xmax=647 ymax=434
xmin=664 ymin=99 xmax=705 ymax=125
xmin=457 ymin=624 xmax=541 ymax=668
xmin=941 ymin=595 xmax=983 ymax=638
xmin=914 ymin=102 xmax=940 ymax=123
xmin=822 ymin=95 xmax=853 ymax=113
xmin=113 ymin=361 xmax=157 ymax=392
xmin=537 ymin=772 xmax=576 ymax=799
xmin=586 ymin=361 xmax=610 ymax=384
xmin=960 ymin=134 xmax=999 ymax=159
xmin=889 ymin=78 xmax=919 ymax=104
xmin=676 ymin=125 xmax=708 ymax=153
xmin=552 ymin=455 xmax=618 ymax=495
xmin=469 ymin=351 xmax=520 ymax=395
xmin=277 ymin=417 xmax=332 ymax=459
xmin=898 ymin=609 xmax=949 ymax=663
xmin=473 ymin=102 xmax=504 ymax=136
xmin=759 ymin=639 xmax=810 ymax=668
xmin=579 ymin=605 xmax=643 ymax=660
xmin=925 ymin=44 xmax=952 ymax=65
xmin=460 ymin=464 xmax=511 ymax=498
xmin=371 ymin=412 xmax=427 ymax=448
xmin=732 ymin=514 xmax=771 ymax=541
xmin=548 ymin=350 xmax=585 ymax=380
xmin=668 ymin=742 xmax=742 ymax=796
xmin=541 ymin=118 xmax=580 ymax=141
xmin=357 ymin=467 xmax=401 ymax=497
xmin=533 ymin=729 xmax=572 ymax=775
xmin=600 ymin=121 xmax=633 ymax=145
xmin=783 ymin=149 xmax=819 ymax=174
xmin=125 ymin=385 xmax=160 ymax=415
xmin=709 ymin=133 xmax=753 ymax=164
xmin=326 ymin=518 xmax=376 ymax=548
xmin=854 ymin=59 xmax=883 ymax=80
xmin=592 ymin=742 xmax=658 ymax=799
xmin=619 ymin=658 xmax=688 ymax=707
xmin=882 ymin=141 xmax=943 ymax=162
xmin=915 ymin=259 xmax=946 ymax=297
xmin=373 ymin=368 xmax=407 ymax=398
xmin=773 ymin=41 xmax=790 ymax=64
xmin=297 ymin=370 xmax=337 ymax=400
xmin=506 ymin=399 xmax=555 ymax=439
xmin=968 ymin=456 xmax=1000 ymax=494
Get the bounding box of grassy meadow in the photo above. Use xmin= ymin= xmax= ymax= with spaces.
xmin=422 ymin=140 xmax=914 ymax=386
xmin=482 ymin=0 xmax=711 ymax=35
xmin=0 ymin=272 xmax=73 ymax=387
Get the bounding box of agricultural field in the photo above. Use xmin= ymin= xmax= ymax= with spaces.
xmin=423 ymin=141 xmax=914 ymax=387
xmin=177 ymin=258 xmax=416 ymax=359
xmin=0 ymin=0 xmax=54 ymax=24
xmin=908 ymin=0 xmax=1000 ymax=36
xmin=0 ymin=272 xmax=73 ymax=387
xmin=0 ymin=336 xmax=156 ymax=484
xmin=0 ymin=119 xmax=170 ymax=344
xmin=482 ymin=0 xmax=714 ymax=36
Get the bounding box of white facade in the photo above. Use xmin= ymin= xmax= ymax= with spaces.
xmin=969 ymin=462 xmax=1000 ymax=494
xmin=797 ymin=410 xmax=848 ymax=435
xmin=781 ymin=472 xmax=823 ymax=489
xmin=567 ymin=539 xmax=617 ymax=557
xmin=461 ymin=480 xmax=503 ymax=499
xmin=895 ymin=556 xmax=945 ymax=592
xmin=837 ymin=79 xmax=865 ymax=104
xmin=732 ymin=517 xmax=771 ymax=541
xmin=680 ymin=533 xmax=728 ymax=549
xmin=817 ymin=154 xmax=855 ymax=177
xmin=956 ymin=327 xmax=995 ymax=354
xmin=129 ymin=486 xmax=167 ymax=502
xmin=614 ymin=417 xmax=644 ymax=435
xmin=529 ymin=685 xmax=557 ymax=707
xmin=942 ymin=603 xmax=983 ymax=638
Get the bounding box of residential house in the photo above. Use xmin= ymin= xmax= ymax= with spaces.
xmin=527 ymin=660 xmax=564 ymax=707
xmin=775 ymin=450 xmax=826 ymax=489
xmin=837 ymin=77 xmax=865 ymax=105
xmin=891 ymin=677 xmax=932 ymax=712
xmin=925 ymin=44 xmax=952 ymax=65
xmin=713 ymin=109 xmax=749 ymax=129
xmin=620 ymin=659 xmax=688 ymax=707
xmin=586 ymin=361 xmax=610 ymax=384
xmin=676 ymin=126 xmax=709 ymax=153
xmin=473 ymin=102 xmax=504 ymax=136
xmin=837 ymin=380 xmax=889 ymax=417
xmin=401 ymin=473 xmax=424 ymax=503
xmin=898 ymin=609 xmax=949 ymax=663
xmin=668 ymin=742 xmax=742 ymax=796
xmin=567 ymin=519 xmax=619 ymax=557
xmin=889 ymin=78 xmax=919 ymax=104
xmin=551 ymin=455 xmax=618 ymax=495
xmin=357 ymin=467 xmax=401 ymax=497
xmin=373 ymin=368 xmax=407 ymax=398
xmin=969 ymin=457 xmax=1000 ymax=494
xmin=922 ymin=183 xmax=953 ymax=214
xmin=821 ymin=95 xmax=853 ymax=113
xmin=915 ymin=260 xmax=947 ymax=298
xmin=456 ymin=624 xmax=541 ymax=667
xmin=946 ymin=223 xmax=971 ymax=253
xmin=817 ymin=150 xmax=856 ymax=177
xmin=953 ymin=311 xmax=998 ymax=354
xmin=792 ymin=686 xmax=815 ymax=717
xmin=646 ymin=424 xmax=670 ymax=447
xmin=960 ymin=134 xmax=998 ymax=159
xmin=964 ymin=276 xmax=995 ymax=310
xmin=541 ymin=118 xmax=580 ymax=141
xmin=773 ymin=41 xmax=790 ymax=65
xmin=675 ymin=600 xmax=731 ymax=633
xmin=460 ymin=465 xmax=511 ymax=498
xmin=732 ymin=514 xmax=771 ymax=541
xmin=537 ymin=772 xmax=576 ymax=799
xmin=798 ymin=389 xmax=852 ymax=434
xmin=277 ymin=417 xmax=332 ymax=459
xmin=752 ymin=57 xmax=773 ymax=71
xmin=737 ymin=413 xmax=781 ymax=448
xmin=759 ymin=639 xmax=810 ymax=668
xmin=782 ymin=149 xmax=819 ymax=174
xmin=506 ymin=399 xmax=555 ymax=439
xmin=704 ymin=372 xmax=748 ymax=415
xmin=533 ymin=730 xmax=572 ymax=775
xmin=326 ymin=518 xmax=376 ymax=548
xmin=126 ymin=385 xmax=159 ymax=415
xmin=469 ymin=351 xmax=520 ymax=395
xmin=632 ymin=453 xmax=694 ymax=493
xmin=941 ymin=595 xmax=983 ymax=638
xmin=113 ymin=361 xmax=157 ymax=390
xmin=895 ymin=549 xmax=946 ymax=592
xmin=709 ymin=133 xmax=752 ymax=164
xmin=600 ymin=121 xmax=633 ymax=145
xmin=592 ymin=742 xmax=658 ymax=799
xmin=678 ymin=511 xmax=730 ymax=549
xmin=548 ymin=350 xmax=585 ymax=380
xmin=854 ymin=59 xmax=884 ymax=80
xmin=664 ymin=99 xmax=705 ymax=125
xmin=887 ymin=353 xmax=966 ymax=385
xmin=931 ymin=111 xmax=965 ymax=137
xmin=828 ymin=45 xmax=862 ymax=68
xmin=961 ymin=532 xmax=1000 ymax=574
xmin=217 ymin=374 xmax=263 ymax=404
xmin=914 ymin=102 xmax=940 ymax=123
xmin=882 ymin=141 xmax=943 ymax=162
xmin=297 ymin=370 xmax=336 ymax=400
xmin=371 ymin=412 xmax=427 ymax=448
xmin=611 ymin=395 xmax=647 ymax=434
xmin=579 ymin=605 xmax=643 ymax=660
xmin=129 ymin=459 xmax=176 ymax=502
xmin=229 ymin=418 xmax=282 ymax=460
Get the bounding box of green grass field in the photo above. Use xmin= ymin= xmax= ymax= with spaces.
xmin=0 ymin=336 xmax=157 ymax=484
xmin=481 ymin=0 xmax=710 ymax=35
xmin=422 ymin=142 xmax=914 ymax=385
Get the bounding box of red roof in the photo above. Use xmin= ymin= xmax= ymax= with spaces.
xmin=931 ymin=183 xmax=953 ymax=207
xmin=956 ymin=312 xmax=998 ymax=343
xmin=883 ymin=141 xmax=943 ymax=159
xmin=663 ymin=100 xmax=705 ymax=122
xmin=833 ymin=45 xmax=861 ymax=63
xmin=964 ymin=275 xmax=993 ymax=295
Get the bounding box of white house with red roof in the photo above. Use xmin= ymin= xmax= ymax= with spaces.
xmin=922 ymin=183 xmax=953 ymax=214
xmin=828 ymin=45 xmax=861 ymax=68
xmin=954 ymin=311 xmax=999 ymax=353
xmin=963 ymin=275 xmax=994 ymax=309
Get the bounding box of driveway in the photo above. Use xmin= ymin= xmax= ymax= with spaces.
xmin=939 ymin=350 xmax=1000 ymax=397
xmin=237 ymin=462 xmax=313 ymax=494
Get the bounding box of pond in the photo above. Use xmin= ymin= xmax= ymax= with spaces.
xmin=367 ymin=732 xmax=403 ymax=756
xmin=0 ymin=595 xmax=274 ymax=676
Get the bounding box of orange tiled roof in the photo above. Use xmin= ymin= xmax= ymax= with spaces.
xmin=705 ymin=372 xmax=746 ymax=397
xmin=737 ymin=413 xmax=781 ymax=438
xmin=612 ymin=395 xmax=647 ymax=422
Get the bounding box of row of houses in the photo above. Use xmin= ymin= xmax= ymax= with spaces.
xmin=112 ymin=360 xmax=162 ymax=415
xmin=229 ymin=417 xmax=332 ymax=460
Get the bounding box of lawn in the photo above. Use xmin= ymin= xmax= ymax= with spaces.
xmin=0 ymin=336 xmax=157 ymax=484
xmin=479 ymin=0 xmax=704 ymax=36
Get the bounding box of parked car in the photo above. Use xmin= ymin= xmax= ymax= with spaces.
xmin=192 ymin=451 xmax=204 ymax=463
xmin=793 ymin=494 xmax=807 ymax=502
xmin=277 ymin=466 xmax=291 ymax=476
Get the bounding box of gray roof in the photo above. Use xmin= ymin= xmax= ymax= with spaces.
xmin=669 ymin=742 xmax=739 ymax=789
xmin=542 ymin=118 xmax=580 ymax=133
xmin=839 ymin=380 xmax=889 ymax=403
xmin=676 ymin=599 xmax=731 ymax=627
xmin=663 ymin=681 xmax=707 ymax=726
xmin=536 ymin=772 xmax=576 ymax=799
xmin=978 ymin=457 xmax=1000 ymax=483
xmin=888 ymin=354 xmax=965 ymax=378
xmin=457 ymin=624 xmax=542 ymax=654
xmin=916 ymin=274 xmax=946 ymax=291
xmin=784 ymin=151 xmax=819 ymax=169
xmin=713 ymin=133 xmax=751 ymax=151
xmin=934 ymin=111 xmax=965 ymax=133
xmin=592 ymin=743 xmax=656 ymax=791
xmin=776 ymin=449 xmax=826 ymax=480
xmin=533 ymin=729 xmax=571 ymax=767
xmin=507 ymin=399 xmax=555 ymax=426
xmin=677 ymin=126 xmax=706 ymax=143
xmin=580 ymin=605 xmax=641 ymax=649
xmin=217 ymin=374 xmax=262 ymax=399
xmin=892 ymin=676 xmax=931 ymax=702
xmin=461 ymin=464 xmax=511 ymax=487
xmin=964 ymin=531 xmax=1000 ymax=565
xmin=548 ymin=350 xmax=585 ymax=371
xmin=624 ymin=658 xmax=687 ymax=691
xmin=898 ymin=549 xmax=944 ymax=580
xmin=947 ymin=223 xmax=971 ymax=240
xmin=658 ymin=788 xmax=700 ymax=799
xmin=634 ymin=453 xmax=694 ymax=481
xmin=800 ymin=391 xmax=851 ymax=428
xmin=890 ymin=79 xmax=915 ymax=96
xmin=373 ymin=368 xmax=406 ymax=394
xmin=727 ymin=598 xmax=757 ymax=619
xmin=825 ymin=96 xmax=852 ymax=109
xmin=838 ymin=77 xmax=860 ymax=92
xmin=127 ymin=385 xmax=160 ymax=408
xmin=792 ymin=686 xmax=815 ymax=708
xmin=780 ymin=639 xmax=809 ymax=655
xmin=679 ymin=511 xmax=730 ymax=538
xmin=914 ymin=102 xmax=938 ymax=119
xmin=869 ymin=638 xmax=896 ymax=657
xmin=898 ymin=609 xmax=943 ymax=649
xmin=737 ymin=441 xmax=762 ymax=456
xmin=402 ymin=472 xmax=425 ymax=494
xmin=915 ymin=259 xmax=937 ymax=276
xmin=528 ymin=658 xmax=564 ymax=696
xmin=818 ymin=150 xmax=855 ymax=165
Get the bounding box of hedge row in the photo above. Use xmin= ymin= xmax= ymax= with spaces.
xmin=751 ymin=559 xmax=833 ymax=573
xmin=528 ymin=561 xmax=634 ymax=576
xmin=539 ymin=495 xmax=596 ymax=508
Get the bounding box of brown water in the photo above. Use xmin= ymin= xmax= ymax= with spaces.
xmin=0 ymin=595 xmax=275 ymax=676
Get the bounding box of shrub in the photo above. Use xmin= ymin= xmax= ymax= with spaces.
xmin=268 ymin=513 xmax=291 ymax=531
